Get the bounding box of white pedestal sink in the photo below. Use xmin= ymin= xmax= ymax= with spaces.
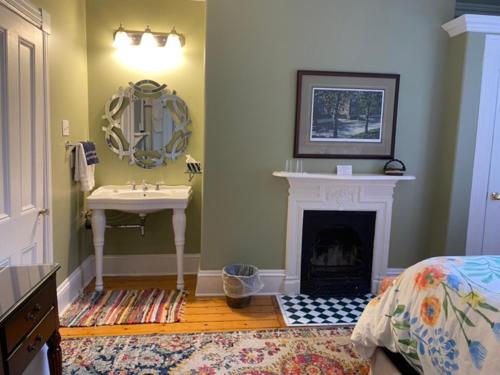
xmin=87 ymin=184 xmax=192 ymax=291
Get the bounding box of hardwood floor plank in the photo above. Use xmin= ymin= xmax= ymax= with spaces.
xmin=61 ymin=276 xmax=284 ymax=338
xmin=185 ymin=306 xmax=276 ymax=314
xmin=60 ymin=319 xmax=282 ymax=338
xmin=185 ymin=312 xmax=277 ymax=322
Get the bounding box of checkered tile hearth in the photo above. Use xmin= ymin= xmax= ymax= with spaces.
xmin=276 ymin=293 xmax=374 ymax=326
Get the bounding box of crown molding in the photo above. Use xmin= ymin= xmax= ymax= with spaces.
xmin=0 ymin=0 xmax=50 ymax=32
xmin=443 ymin=14 xmax=500 ymax=37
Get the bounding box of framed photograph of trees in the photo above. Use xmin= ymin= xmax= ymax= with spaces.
xmin=294 ymin=71 xmax=400 ymax=159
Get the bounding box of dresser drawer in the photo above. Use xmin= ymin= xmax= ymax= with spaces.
xmin=6 ymin=306 xmax=58 ymax=375
xmin=3 ymin=276 xmax=56 ymax=354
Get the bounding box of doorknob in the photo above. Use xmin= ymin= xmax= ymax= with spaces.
xmin=38 ymin=208 xmax=49 ymax=216
xmin=491 ymin=193 xmax=500 ymax=201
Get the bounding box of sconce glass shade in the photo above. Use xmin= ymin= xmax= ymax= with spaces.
xmin=113 ymin=26 xmax=131 ymax=49
xmin=140 ymin=26 xmax=157 ymax=49
xmin=164 ymin=29 xmax=183 ymax=56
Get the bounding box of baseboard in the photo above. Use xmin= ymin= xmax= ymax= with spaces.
xmin=57 ymin=253 xmax=200 ymax=313
xmin=385 ymin=268 xmax=405 ymax=276
xmin=196 ymin=269 xmax=286 ymax=296
xmin=102 ymin=253 xmax=200 ymax=276
xmin=56 ymin=255 xmax=95 ymax=315
xmin=196 ymin=268 xmax=406 ymax=297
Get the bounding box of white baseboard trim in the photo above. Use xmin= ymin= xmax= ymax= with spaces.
xmin=56 ymin=255 xmax=95 ymax=315
xmin=386 ymin=268 xmax=405 ymax=276
xmin=196 ymin=269 xmax=286 ymax=296
xmin=102 ymin=253 xmax=200 ymax=276
xmin=57 ymin=253 xmax=200 ymax=313
xmin=195 ymin=267 xmax=406 ymax=297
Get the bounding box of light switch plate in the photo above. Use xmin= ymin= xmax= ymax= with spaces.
xmin=62 ymin=120 xmax=70 ymax=137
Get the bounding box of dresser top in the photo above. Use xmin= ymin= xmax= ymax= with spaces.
xmin=0 ymin=264 xmax=60 ymax=324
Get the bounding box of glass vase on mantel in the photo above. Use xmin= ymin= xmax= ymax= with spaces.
xmin=285 ymin=159 xmax=303 ymax=173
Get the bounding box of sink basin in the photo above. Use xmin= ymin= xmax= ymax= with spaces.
xmin=87 ymin=185 xmax=192 ymax=214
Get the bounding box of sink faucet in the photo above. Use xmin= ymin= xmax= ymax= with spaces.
xmin=142 ymin=180 xmax=149 ymax=191
xmin=156 ymin=181 xmax=165 ymax=190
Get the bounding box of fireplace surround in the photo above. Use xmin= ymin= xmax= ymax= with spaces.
xmin=273 ymin=172 xmax=415 ymax=295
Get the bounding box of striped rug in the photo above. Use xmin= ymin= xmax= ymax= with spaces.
xmin=60 ymin=289 xmax=186 ymax=327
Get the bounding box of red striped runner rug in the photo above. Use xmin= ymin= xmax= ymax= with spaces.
xmin=60 ymin=289 xmax=186 ymax=327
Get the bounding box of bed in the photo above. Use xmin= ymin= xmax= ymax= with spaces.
xmin=351 ymin=256 xmax=500 ymax=374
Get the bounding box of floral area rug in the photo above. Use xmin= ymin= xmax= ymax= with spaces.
xmin=62 ymin=327 xmax=370 ymax=374
xmin=60 ymin=289 xmax=186 ymax=327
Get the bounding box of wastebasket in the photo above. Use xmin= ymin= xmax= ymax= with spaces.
xmin=222 ymin=264 xmax=264 ymax=308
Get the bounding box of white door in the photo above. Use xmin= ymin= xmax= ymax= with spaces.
xmin=0 ymin=4 xmax=47 ymax=266
xmin=483 ymin=86 xmax=500 ymax=254
xmin=467 ymin=35 xmax=500 ymax=255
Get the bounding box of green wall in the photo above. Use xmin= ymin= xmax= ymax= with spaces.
xmin=430 ymin=33 xmax=486 ymax=256
xmin=32 ymin=0 xmax=90 ymax=284
xmin=85 ymin=0 xmax=205 ymax=255
xmin=202 ymin=0 xmax=455 ymax=270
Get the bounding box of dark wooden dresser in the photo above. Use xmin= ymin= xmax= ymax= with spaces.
xmin=0 ymin=264 xmax=61 ymax=375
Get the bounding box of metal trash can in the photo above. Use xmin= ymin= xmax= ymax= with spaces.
xmin=222 ymin=264 xmax=264 ymax=308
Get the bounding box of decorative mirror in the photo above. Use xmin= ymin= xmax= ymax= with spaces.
xmin=102 ymin=79 xmax=191 ymax=168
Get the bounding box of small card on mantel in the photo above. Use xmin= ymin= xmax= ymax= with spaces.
xmin=336 ymin=165 xmax=353 ymax=176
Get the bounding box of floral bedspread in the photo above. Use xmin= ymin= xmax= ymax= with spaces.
xmin=351 ymin=256 xmax=500 ymax=374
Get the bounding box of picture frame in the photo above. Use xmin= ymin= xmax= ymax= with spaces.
xmin=294 ymin=70 xmax=400 ymax=159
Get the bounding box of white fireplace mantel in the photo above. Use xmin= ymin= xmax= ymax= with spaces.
xmin=273 ymin=171 xmax=415 ymax=295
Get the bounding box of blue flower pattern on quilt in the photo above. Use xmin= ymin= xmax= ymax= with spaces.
xmin=352 ymin=256 xmax=500 ymax=375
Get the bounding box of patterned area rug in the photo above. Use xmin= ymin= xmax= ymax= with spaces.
xmin=276 ymin=294 xmax=373 ymax=326
xmin=60 ymin=289 xmax=186 ymax=327
xmin=61 ymin=327 xmax=370 ymax=374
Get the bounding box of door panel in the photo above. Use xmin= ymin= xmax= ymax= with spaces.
xmin=19 ymin=40 xmax=35 ymax=211
xmin=0 ymin=5 xmax=45 ymax=265
xmin=483 ymin=80 xmax=500 ymax=254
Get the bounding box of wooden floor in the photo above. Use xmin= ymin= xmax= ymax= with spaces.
xmin=60 ymin=275 xmax=286 ymax=338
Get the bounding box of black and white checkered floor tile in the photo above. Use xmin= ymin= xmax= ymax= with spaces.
xmin=276 ymin=293 xmax=374 ymax=326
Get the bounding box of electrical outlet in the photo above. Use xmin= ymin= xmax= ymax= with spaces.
xmin=62 ymin=120 xmax=70 ymax=136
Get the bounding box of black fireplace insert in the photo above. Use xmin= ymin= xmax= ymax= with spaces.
xmin=300 ymin=210 xmax=376 ymax=297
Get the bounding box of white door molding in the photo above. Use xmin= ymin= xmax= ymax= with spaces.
xmin=42 ymin=22 xmax=52 ymax=263
xmin=466 ymin=34 xmax=500 ymax=255
xmin=0 ymin=0 xmax=46 ymax=30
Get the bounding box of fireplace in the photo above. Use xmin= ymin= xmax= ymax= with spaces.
xmin=273 ymin=171 xmax=414 ymax=295
xmin=301 ymin=210 xmax=376 ymax=297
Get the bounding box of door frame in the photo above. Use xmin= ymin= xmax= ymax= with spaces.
xmin=0 ymin=0 xmax=53 ymax=262
xmin=466 ymin=34 xmax=500 ymax=255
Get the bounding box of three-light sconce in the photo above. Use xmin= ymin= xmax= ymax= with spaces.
xmin=112 ymin=24 xmax=185 ymax=54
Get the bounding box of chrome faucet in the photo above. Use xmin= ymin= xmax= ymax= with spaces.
xmin=142 ymin=180 xmax=149 ymax=191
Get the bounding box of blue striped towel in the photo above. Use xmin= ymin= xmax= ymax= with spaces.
xmin=80 ymin=141 xmax=99 ymax=165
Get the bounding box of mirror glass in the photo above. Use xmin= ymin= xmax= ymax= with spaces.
xmin=102 ymin=79 xmax=191 ymax=168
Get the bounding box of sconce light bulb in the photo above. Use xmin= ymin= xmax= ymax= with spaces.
xmin=165 ymin=28 xmax=183 ymax=57
xmin=140 ymin=26 xmax=157 ymax=49
xmin=113 ymin=29 xmax=131 ymax=49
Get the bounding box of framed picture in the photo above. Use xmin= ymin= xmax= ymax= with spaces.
xmin=294 ymin=71 xmax=400 ymax=159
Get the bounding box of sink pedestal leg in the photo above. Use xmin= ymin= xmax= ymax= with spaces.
xmin=91 ymin=209 xmax=106 ymax=292
xmin=172 ymin=208 xmax=186 ymax=290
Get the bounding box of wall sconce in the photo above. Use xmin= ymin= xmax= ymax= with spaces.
xmin=112 ymin=24 xmax=186 ymax=51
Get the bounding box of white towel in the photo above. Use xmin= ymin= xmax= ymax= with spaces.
xmin=74 ymin=144 xmax=95 ymax=191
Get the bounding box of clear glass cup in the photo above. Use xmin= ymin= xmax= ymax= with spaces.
xmin=295 ymin=159 xmax=303 ymax=173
